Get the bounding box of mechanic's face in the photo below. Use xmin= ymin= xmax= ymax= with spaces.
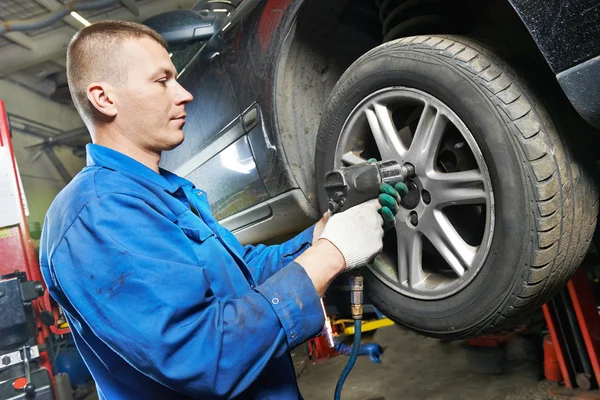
xmin=115 ymin=38 xmax=193 ymax=154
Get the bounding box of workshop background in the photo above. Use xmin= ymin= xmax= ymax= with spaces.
xmin=0 ymin=0 xmax=196 ymax=226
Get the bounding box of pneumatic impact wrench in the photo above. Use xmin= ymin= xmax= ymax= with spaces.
xmin=324 ymin=160 xmax=415 ymax=213
xmin=321 ymin=160 xmax=415 ymax=400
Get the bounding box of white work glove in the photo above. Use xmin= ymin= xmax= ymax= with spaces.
xmin=319 ymin=199 xmax=385 ymax=271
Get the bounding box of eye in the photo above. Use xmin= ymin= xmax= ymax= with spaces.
xmin=157 ymin=78 xmax=168 ymax=85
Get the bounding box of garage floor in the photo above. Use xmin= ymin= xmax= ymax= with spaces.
xmin=296 ymin=325 xmax=560 ymax=400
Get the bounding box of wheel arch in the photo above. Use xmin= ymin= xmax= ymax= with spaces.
xmin=275 ymin=0 xmax=569 ymax=213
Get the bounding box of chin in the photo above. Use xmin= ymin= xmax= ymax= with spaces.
xmin=164 ymin=140 xmax=183 ymax=151
xmin=163 ymin=130 xmax=185 ymax=151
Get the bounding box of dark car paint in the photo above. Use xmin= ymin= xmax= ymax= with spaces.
xmin=222 ymin=0 xmax=306 ymax=198
xmin=556 ymin=57 xmax=600 ymax=129
xmin=160 ymin=0 xmax=600 ymax=232
xmin=509 ymin=0 xmax=600 ymax=127
xmin=160 ymin=0 xmax=307 ymax=223
xmin=508 ymin=0 xmax=600 ymax=73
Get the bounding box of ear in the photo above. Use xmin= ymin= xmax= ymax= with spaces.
xmin=87 ymin=82 xmax=118 ymax=118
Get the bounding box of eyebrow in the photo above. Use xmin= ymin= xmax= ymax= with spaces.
xmin=150 ymin=67 xmax=175 ymax=80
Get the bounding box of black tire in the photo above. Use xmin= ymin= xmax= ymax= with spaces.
xmin=315 ymin=35 xmax=598 ymax=339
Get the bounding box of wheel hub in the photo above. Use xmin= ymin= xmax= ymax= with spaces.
xmin=400 ymin=180 xmax=420 ymax=209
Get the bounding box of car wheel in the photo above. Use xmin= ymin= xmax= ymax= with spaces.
xmin=315 ymin=35 xmax=598 ymax=339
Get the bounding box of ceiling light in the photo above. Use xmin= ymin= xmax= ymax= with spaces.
xmin=70 ymin=12 xmax=91 ymax=27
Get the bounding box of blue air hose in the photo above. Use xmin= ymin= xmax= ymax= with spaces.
xmin=334 ymin=340 xmax=383 ymax=363
xmin=334 ymin=319 xmax=362 ymax=400
xmin=334 ymin=273 xmax=364 ymax=400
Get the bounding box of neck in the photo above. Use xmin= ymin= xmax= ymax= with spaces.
xmin=93 ymin=125 xmax=161 ymax=173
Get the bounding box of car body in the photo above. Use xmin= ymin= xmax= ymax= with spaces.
xmin=149 ymin=0 xmax=600 ymax=336
xmin=158 ymin=0 xmax=600 ymax=241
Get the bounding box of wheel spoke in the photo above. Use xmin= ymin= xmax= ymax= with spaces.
xmin=365 ymin=102 xmax=407 ymax=160
xmin=428 ymin=169 xmax=487 ymax=207
xmin=407 ymin=105 xmax=448 ymax=167
xmin=341 ymin=152 xmax=367 ymax=166
xmin=422 ymin=210 xmax=477 ymax=276
xmin=397 ymin=229 xmax=425 ymax=288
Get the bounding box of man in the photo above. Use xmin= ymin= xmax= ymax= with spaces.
xmin=39 ymin=21 xmax=406 ymax=399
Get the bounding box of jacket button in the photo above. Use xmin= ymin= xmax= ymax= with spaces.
xmin=272 ymin=298 xmax=279 ymax=305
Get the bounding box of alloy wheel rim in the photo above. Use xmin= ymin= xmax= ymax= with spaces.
xmin=334 ymin=87 xmax=495 ymax=300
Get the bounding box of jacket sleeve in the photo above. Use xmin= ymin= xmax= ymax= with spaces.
xmin=214 ymin=223 xmax=316 ymax=285
xmin=47 ymin=193 xmax=324 ymax=399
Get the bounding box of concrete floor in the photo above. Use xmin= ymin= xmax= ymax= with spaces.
xmin=297 ymin=325 xmax=559 ymax=400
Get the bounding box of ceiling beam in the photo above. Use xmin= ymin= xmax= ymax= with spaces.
xmin=4 ymin=32 xmax=36 ymax=51
xmin=0 ymin=0 xmax=195 ymax=78
xmin=34 ymin=0 xmax=86 ymax=30
xmin=119 ymin=0 xmax=140 ymax=16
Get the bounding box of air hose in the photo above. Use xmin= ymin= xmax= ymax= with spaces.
xmin=334 ymin=274 xmax=363 ymax=400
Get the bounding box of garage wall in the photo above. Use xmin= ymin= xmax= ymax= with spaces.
xmin=0 ymin=78 xmax=87 ymax=226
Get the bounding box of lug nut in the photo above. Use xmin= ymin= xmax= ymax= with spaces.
xmin=409 ymin=211 xmax=418 ymax=226
xmin=422 ymin=190 xmax=431 ymax=205
xmin=402 ymin=162 xmax=416 ymax=179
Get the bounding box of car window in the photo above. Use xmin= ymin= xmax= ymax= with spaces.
xmin=171 ymin=41 xmax=205 ymax=72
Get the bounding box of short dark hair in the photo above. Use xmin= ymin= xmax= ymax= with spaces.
xmin=66 ymin=20 xmax=167 ymax=124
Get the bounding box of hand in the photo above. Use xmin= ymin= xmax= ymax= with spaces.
xmin=313 ymin=180 xmax=406 ymax=243
xmin=367 ymin=158 xmax=409 ymax=230
xmin=378 ymin=182 xmax=408 ymax=230
xmin=312 ymin=212 xmax=329 ymax=245
xmin=318 ymin=199 xmax=384 ymax=271
xmin=295 ymin=239 xmax=346 ymax=296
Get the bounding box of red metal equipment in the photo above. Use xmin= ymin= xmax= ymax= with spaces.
xmin=466 ymin=325 xmax=533 ymax=348
xmin=307 ymin=335 xmax=338 ymax=362
xmin=0 ymin=100 xmax=67 ymax=398
xmin=544 ymin=334 xmax=563 ymax=383
xmin=543 ymin=264 xmax=600 ymax=393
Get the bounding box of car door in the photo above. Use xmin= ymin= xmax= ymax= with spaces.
xmin=160 ymin=36 xmax=271 ymax=221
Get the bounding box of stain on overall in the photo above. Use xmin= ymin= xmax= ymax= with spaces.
xmin=106 ymin=272 xmax=131 ymax=299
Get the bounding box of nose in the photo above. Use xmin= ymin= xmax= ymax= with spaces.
xmin=174 ymin=81 xmax=193 ymax=105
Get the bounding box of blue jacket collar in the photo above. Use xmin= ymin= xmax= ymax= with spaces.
xmin=85 ymin=144 xmax=193 ymax=194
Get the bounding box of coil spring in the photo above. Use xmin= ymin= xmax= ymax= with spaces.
xmin=376 ymin=0 xmax=448 ymax=42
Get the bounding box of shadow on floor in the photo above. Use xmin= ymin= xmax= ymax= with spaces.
xmin=297 ymin=325 xmax=559 ymax=400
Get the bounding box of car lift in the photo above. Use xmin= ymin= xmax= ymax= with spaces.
xmin=0 ymin=101 xmax=70 ymax=400
xmin=542 ymin=260 xmax=600 ymax=397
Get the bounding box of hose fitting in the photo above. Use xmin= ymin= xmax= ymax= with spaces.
xmin=350 ymin=274 xmax=364 ymax=320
